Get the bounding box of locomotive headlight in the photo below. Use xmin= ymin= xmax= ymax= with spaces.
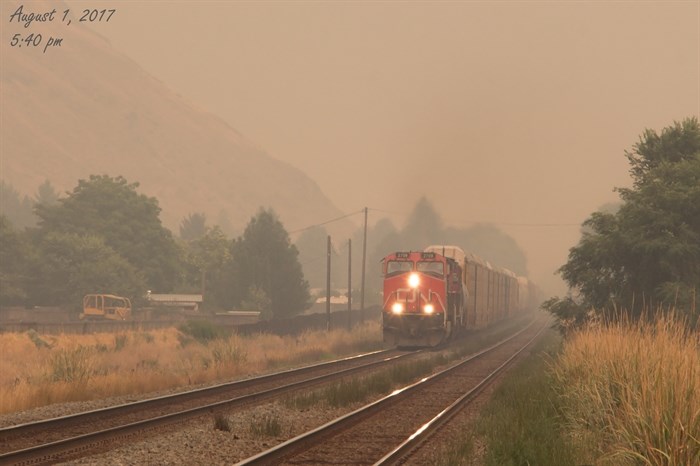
xmin=391 ymin=302 xmax=404 ymax=314
xmin=408 ymin=273 xmax=420 ymax=288
xmin=424 ymin=303 xmax=435 ymax=314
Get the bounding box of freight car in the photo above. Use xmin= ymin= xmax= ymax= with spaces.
xmin=381 ymin=245 xmax=532 ymax=347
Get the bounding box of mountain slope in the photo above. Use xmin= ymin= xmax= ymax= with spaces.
xmin=0 ymin=1 xmax=349 ymax=236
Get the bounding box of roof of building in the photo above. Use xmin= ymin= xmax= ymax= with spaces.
xmin=146 ymin=294 xmax=203 ymax=303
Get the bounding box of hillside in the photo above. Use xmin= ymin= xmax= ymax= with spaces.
xmin=0 ymin=1 xmax=350 ymax=235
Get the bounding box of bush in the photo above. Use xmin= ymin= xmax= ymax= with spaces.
xmin=113 ymin=333 xmax=128 ymax=351
xmin=178 ymin=320 xmax=226 ymax=343
xmin=50 ymin=346 xmax=94 ymax=383
xmin=213 ymin=413 xmax=232 ymax=432
xmin=249 ymin=413 xmax=282 ymax=438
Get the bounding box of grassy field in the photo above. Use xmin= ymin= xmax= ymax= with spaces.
xmin=435 ymin=315 xmax=700 ymax=466
xmin=0 ymin=321 xmax=383 ymax=414
xmin=0 ymin=312 xmax=537 ymax=416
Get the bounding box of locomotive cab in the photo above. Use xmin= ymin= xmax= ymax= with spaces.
xmin=381 ymin=251 xmax=463 ymax=347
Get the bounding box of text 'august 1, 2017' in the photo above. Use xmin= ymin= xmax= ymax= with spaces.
xmin=7 ymin=4 xmax=116 ymax=53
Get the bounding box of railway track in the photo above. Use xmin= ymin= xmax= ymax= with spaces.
xmin=236 ymin=317 xmax=548 ymax=465
xmin=0 ymin=348 xmax=420 ymax=465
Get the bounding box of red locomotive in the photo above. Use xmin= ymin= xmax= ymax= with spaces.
xmin=381 ymin=245 xmax=532 ymax=347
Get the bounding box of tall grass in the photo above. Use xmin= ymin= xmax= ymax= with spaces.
xmin=0 ymin=321 xmax=383 ymax=414
xmin=248 ymin=413 xmax=283 ymax=438
xmin=551 ymin=314 xmax=700 ymax=465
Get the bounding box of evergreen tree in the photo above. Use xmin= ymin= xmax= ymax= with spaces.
xmin=34 ymin=179 xmax=59 ymax=207
xmin=0 ymin=216 xmax=32 ymax=304
xmin=230 ymin=208 xmax=310 ymax=319
xmin=445 ymin=224 xmax=528 ymax=276
xmin=401 ymin=197 xmax=445 ymax=250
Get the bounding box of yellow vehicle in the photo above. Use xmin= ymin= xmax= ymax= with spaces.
xmin=81 ymin=294 xmax=132 ymax=320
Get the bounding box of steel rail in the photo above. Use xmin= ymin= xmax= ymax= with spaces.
xmin=234 ymin=318 xmax=540 ymax=466
xmin=0 ymin=348 xmax=395 ymax=444
xmin=374 ymin=320 xmax=548 ymax=465
xmin=0 ymin=348 xmax=419 ymax=465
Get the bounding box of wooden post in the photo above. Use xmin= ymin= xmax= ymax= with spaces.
xmin=360 ymin=207 xmax=368 ymax=322
xmin=326 ymin=235 xmax=331 ymax=332
xmin=347 ymin=238 xmax=352 ymax=330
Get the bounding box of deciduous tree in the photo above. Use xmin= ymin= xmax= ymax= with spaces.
xmin=552 ymin=117 xmax=700 ymax=322
xmin=31 ymin=232 xmax=145 ymax=308
xmin=35 ymin=175 xmax=183 ymax=291
xmin=182 ymin=226 xmax=232 ymax=307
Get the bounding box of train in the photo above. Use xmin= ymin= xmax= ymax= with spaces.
xmin=381 ymin=245 xmax=538 ymax=347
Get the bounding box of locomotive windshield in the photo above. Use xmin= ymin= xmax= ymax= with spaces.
xmin=386 ymin=260 xmax=413 ymax=276
xmin=417 ymin=261 xmax=444 ymax=277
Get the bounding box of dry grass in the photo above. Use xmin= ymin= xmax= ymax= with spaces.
xmin=551 ymin=314 xmax=700 ymax=466
xmin=0 ymin=322 xmax=382 ymax=414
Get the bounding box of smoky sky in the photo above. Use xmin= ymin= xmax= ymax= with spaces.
xmin=60 ymin=1 xmax=700 ymax=294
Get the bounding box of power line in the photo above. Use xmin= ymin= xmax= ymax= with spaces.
xmin=289 ymin=209 xmax=364 ymax=234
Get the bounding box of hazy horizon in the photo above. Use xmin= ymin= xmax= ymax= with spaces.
xmin=6 ymin=1 xmax=700 ymax=296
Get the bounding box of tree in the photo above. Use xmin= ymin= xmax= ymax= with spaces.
xmin=240 ymin=285 xmax=272 ymax=319
xmin=360 ymin=200 xmax=529 ymax=301
xmin=34 ymin=179 xmax=59 ymax=207
xmin=401 ymin=197 xmax=445 ymax=250
xmin=0 ymin=181 xmax=35 ymax=229
xmin=626 ymin=117 xmax=700 ymax=183
xmin=230 ymin=208 xmax=310 ymax=319
xmin=618 ymin=156 xmax=700 ymax=307
xmin=0 ymin=216 xmax=32 ymax=304
xmin=181 ymin=226 xmax=232 ymax=307
xmin=445 ymin=224 xmax=528 ymax=276
xmin=179 ymin=212 xmax=207 ymax=241
xmin=552 ymin=117 xmax=700 ymax=322
xmin=35 ymin=175 xmax=183 ymax=291
xmin=30 ymin=232 xmax=145 ymax=308
xmin=375 ymin=199 xmax=528 ymax=275
xmin=368 ymin=218 xmax=401 ymax=294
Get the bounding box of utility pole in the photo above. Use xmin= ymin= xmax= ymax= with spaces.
xmin=347 ymin=238 xmax=352 ymax=331
xmin=326 ymin=235 xmax=331 ymax=332
xmin=360 ymin=206 xmax=368 ymax=323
